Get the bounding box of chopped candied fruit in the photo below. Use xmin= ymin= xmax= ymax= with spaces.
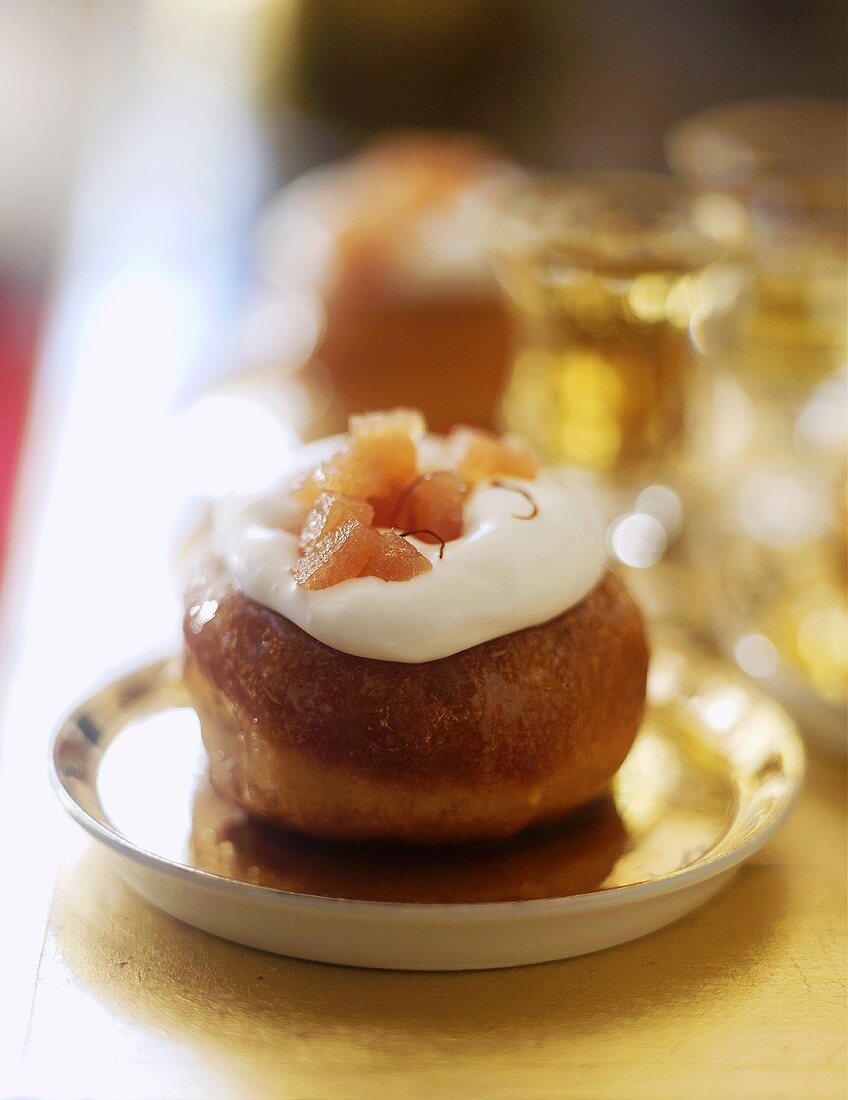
xmin=292 ymin=407 xmax=424 ymax=521
xmin=299 ymin=492 xmax=374 ymax=556
xmin=349 ymin=407 xmax=426 ymax=443
xmin=362 ymin=530 xmax=432 ymax=582
xmin=293 ymin=516 xmax=431 ymax=590
xmin=292 ymin=518 xmax=382 ymax=591
xmin=287 ymin=412 xmax=541 ymax=589
xmin=449 ymin=427 xmax=540 ymax=484
xmin=392 ymin=471 xmax=467 ymax=542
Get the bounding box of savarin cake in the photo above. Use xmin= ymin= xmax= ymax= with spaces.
xmin=183 ymin=409 xmax=649 ymax=844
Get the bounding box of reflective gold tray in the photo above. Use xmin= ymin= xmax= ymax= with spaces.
xmin=51 ymin=637 xmax=804 ymax=969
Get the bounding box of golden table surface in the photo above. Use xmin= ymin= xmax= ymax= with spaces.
xmin=1 ymin=727 xmax=844 ymax=1099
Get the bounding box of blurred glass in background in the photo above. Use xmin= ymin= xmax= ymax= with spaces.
xmin=487 ymin=170 xmax=749 ymax=623
xmin=667 ymin=97 xmax=847 ymax=742
xmin=491 ymin=172 xmax=745 ymax=483
xmin=668 ymin=97 xmax=846 ymax=397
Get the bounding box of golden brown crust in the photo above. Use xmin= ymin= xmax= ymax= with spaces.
xmin=183 ymin=562 xmax=649 ymax=842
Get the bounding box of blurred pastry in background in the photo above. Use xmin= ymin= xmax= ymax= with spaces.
xmin=250 ymin=132 xmax=518 ymax=436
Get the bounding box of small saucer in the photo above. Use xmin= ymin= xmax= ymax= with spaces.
xmin=51 ymin=638 xmax=803 ymax=970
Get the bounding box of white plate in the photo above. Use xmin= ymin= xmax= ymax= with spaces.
xmin=50 ymin=639 xmax=804 ymax=970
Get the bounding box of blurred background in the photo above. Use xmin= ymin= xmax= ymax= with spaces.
xmin=0 ymin=0 xmax=845 ymax=748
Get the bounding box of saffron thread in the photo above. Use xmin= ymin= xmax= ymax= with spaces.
xmin=399 ymin=529 xmax=446 ymax=559
xmin=490 ymin=480 xmax=539 ymax=520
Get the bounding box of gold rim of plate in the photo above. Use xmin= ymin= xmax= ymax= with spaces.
xmin=50 ymin=634 xmax=805 ymax=912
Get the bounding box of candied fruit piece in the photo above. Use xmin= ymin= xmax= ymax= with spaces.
xmin=349 ymin=408 xmax=425 ymax=522
xmin=292 ymin=518 xmax=382 ymax=590
xmin=392 ymin=471 xmax=467 ymax=543
xmin=449 ymin=427 xmax=540 ymax=484
xmin=292 ymin=407 xmax=424 ymax=520
xmin=362 ymin=531 xmax=432 ymax=582
xmin=299 ymin=492 xmax=375 ymax=556
xmin=290 ymin=456 xmax=349 ymax=509
xmin=349 ymin=407 xmax=426 ymax=444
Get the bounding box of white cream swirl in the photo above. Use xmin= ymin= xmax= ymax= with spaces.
xmin=211 ymin=441 xmax=607 ymax=663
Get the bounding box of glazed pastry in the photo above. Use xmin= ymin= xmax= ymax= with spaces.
xmin=257 ymin=134 xmax=516 ymax=434
xmin=184 ymin=409 xmax=649 ymax=843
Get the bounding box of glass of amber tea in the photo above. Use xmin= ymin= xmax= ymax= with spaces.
xmin=487 ymin=172 xmax=747 ymax=623
xmin=490 ymin=172 xmax=742 ymax=483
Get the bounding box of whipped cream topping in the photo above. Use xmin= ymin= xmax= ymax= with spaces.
xmin=211 ymin=438 xmax=607 ymax=663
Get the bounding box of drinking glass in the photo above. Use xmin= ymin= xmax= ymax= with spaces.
xmin=488 ymin=171 xmax=747 ymax=622
xmin=667 ymin=99 xmax=847 ymax=744
xmin=667 ymin=96 xmax=847 ymax=399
